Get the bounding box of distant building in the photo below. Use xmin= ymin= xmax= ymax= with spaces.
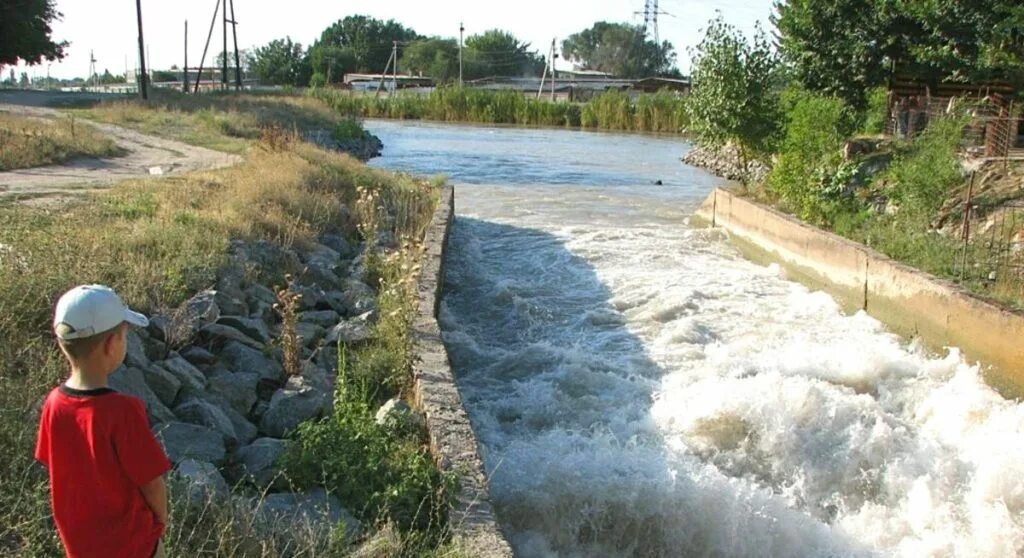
xmin=632 ymin=77 xmax=690 ymax=95
xmin=343 ymin=74 xmax=435 ymax=92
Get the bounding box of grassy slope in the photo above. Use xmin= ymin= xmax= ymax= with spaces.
xmin=0 ymin=111 xmax=123 ymax=171
xmin=73 ymin=90 xmax=357 ymax=155
xmin=0 ymin=94 xmax=457 ymax=556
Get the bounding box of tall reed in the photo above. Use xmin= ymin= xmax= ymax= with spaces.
xmin=310 ymin=87 xmax=689 ymax=133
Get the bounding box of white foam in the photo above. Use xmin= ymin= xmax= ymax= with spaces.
xmin=439 ymin=185 xmax=1024 ymax=557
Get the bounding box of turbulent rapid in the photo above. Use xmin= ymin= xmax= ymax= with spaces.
xmin=366 ymin=120 xmax=1024 ymax=557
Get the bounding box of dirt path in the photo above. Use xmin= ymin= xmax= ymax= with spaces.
xmin=0 ymin=100 xmax=241 ymax=203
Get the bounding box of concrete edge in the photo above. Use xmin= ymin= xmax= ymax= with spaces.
xmin=410 ymin=185 xmax=516 ymax=556
xmin=696 ymin=188 xmax=1024 ymax=398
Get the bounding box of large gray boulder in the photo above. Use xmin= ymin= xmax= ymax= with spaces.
xmin=220 ymin=341 xmax=283 ymax=382
xmin=299 ymin=310 xmax=340 ymax=328
xmin=125 ymin=330 xmax=150 ymax=369
xmin=235 ymin=437 xmax=287 ymax=489
xmin=294 ymin=284 xmax=328 ymax=312
xmin=294 ymin=322 xmax=325 ymax=348
xmin=303 ymin=243 xmax=344 ymax=287
xmin=223 ymin=405 xmax=258 ymax=446
xmin=320 ymin=233 xmax=355 ymax=258
xmin=199 ymin=323 xmax=264 ymax=350
xmin=207 ymin=372 xmax=259 ymax=415
xmin=153 ymin=422 xmax=226 ymax=465
xmin=374 ymin=397 xmax=426 ymax=438
xmin=184 ymin=290 xmax=221 ymax=332
xmin=141 ymin=364 xmax=181 ymax=407
xmin=259 ymin=384 xmax=331 ymax=438
xmin=157 ymin=355 xmax=206 ymax=403
xmin=325 ymin=318 xmax=371 ymax=345
xmin=109 ymin=366 xmax=176 ymax=424
xmin=247 ymin=283 xmax=277 ymax=306
xmin=174 ymin=399 xmax=238 ymax=446
xmin=171 ymin=459 xmax=228 ymax=509
xmin=179 ymin=345 xmax=217 ymax=367
xmin=305 ymin=242 xmax=341 ymax=268
xmin=255 ymin=488 xmax=362 ymax=546
xmin=213 ymin=289 xmax=248 ymax=317
xmin=340 ymin=279 xmax=376 ymax=315
xmin=216 ymin=315 xmax=272 ymax=344
xmin=295 ymin=363 xmax=332 ymax=393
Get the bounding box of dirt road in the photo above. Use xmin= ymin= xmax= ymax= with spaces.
xmin=0 ymin=95 xmax=241 ymax=202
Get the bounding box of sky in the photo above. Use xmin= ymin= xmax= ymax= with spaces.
xmin=9 ymin=0 xmax=775 ymax=80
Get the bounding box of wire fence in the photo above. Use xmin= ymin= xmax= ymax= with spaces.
xmin=952 ymin=167 xmax=1024 ymax=308
xmin=886 ymin=97 xmax=1021 ymax=166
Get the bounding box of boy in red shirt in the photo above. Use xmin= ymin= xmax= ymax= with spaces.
xmin=36 ymin=285 xmax=172 ymax=558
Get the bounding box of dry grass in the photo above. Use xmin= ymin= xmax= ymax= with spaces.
xmin=0 ymin=111 xmax=123 ymax=171
xmin=74 ymin=90 xmax=357 ymax=155
xmin=0 ymin=130 xmax=442 ymax=555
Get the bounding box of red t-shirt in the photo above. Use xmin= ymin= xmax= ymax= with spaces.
xmin=35 ymin=385 xmax=171 ymax=558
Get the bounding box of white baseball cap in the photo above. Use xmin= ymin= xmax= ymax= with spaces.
xmin=53 ymin=284 xmax=149 ymax=340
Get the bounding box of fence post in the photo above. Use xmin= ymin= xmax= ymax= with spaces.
xmin=959 ymin=170 xmax=977 ymax=282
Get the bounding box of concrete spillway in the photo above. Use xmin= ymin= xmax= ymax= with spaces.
xmin=367 ymin=119 xmax=1024 ymax=557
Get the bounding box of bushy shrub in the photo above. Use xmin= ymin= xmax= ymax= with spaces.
xmin=885 ymin=114 xmax=967 ymax=217
xmin=767 ymin=88 xmax=857 ymax=223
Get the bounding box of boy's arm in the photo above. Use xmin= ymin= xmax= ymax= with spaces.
xmin=139 ymin=476 xmax=168 ymax=525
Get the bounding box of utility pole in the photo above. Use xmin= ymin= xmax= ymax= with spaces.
xmin=229 ymin=0 xmax=241 ymax=90
xmin=653 ymin=0 xmax=660 ymax=45
xmin=459 ymin=22 xmax=464 ymax=86
xmin=537 ymin=50 xmax=548 ymax=99
xmin=89 ymin=50 xmax=98 ymax=89
xmin=550 ymin=38 xmax=557 ymax=101
xmin=195 ymin=0 xmax=221 ymax=94
xmin=392 ymin=41 xmax=398 ymax=93
xmin=374 ymin=47 xmax=395 ymax=98
xmin=221 ymin=0 xmax=228 ymax=91
xmin=183 ymin=20 xmax=189 ymax=93
xmin=135 ymin=0 xmax=147 ymax=98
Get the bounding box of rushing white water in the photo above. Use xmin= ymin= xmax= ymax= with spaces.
xmin=366 ymin=120 xmax=1024 ymax=557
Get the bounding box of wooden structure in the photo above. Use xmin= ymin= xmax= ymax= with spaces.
xmin=887 ymin=79 xmax=1022 ymax=157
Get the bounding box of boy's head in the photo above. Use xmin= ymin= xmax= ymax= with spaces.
xmin=53 ymin=285 xmax=149 ymax=370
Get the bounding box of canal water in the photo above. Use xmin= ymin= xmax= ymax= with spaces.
xmin=365 ymin=120 xmax=1024 ymax=557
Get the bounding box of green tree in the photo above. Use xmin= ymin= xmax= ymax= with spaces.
xmin=399 ymin=38 xmax=459 ymax=82
xmin=0 ymin=0 xmax=67 ymax=66
xmin=774 ymin=0 xmax=1024 ymax=108
xmin=308 ymin=15 xmax=419 ymax=82
xmin=561 ymin=21 xmax=678 ymax=78
xmin=250 ymin=37 xmax=311 ymax=86
xmin=308 ymin=45 xmax=357 ymax=86
xmin=686 ymin=17 xmax=782 ymax=180
xmin=463 ymin=29 xmax=544 ymax=79
xmin=98 ymin=69 xmax=128 ymax=84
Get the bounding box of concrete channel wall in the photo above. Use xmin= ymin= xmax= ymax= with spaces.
xmin=695 ymin=188 xmax=1024 ymax=398
xmin=411 ymin=186 xmax=515 ymax=556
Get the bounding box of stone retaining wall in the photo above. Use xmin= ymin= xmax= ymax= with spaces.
xmin=411 ymin=186 xmax=515 ymax=556
xmin=696 ymin=188 xmax=1024 ymax=398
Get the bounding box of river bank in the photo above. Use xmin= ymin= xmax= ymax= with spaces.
xmin=0 ymin=94 xmax=461 ymax=556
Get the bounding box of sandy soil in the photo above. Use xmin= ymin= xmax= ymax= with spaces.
xmin=0 ymin=92 xmax=241 ymax=204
